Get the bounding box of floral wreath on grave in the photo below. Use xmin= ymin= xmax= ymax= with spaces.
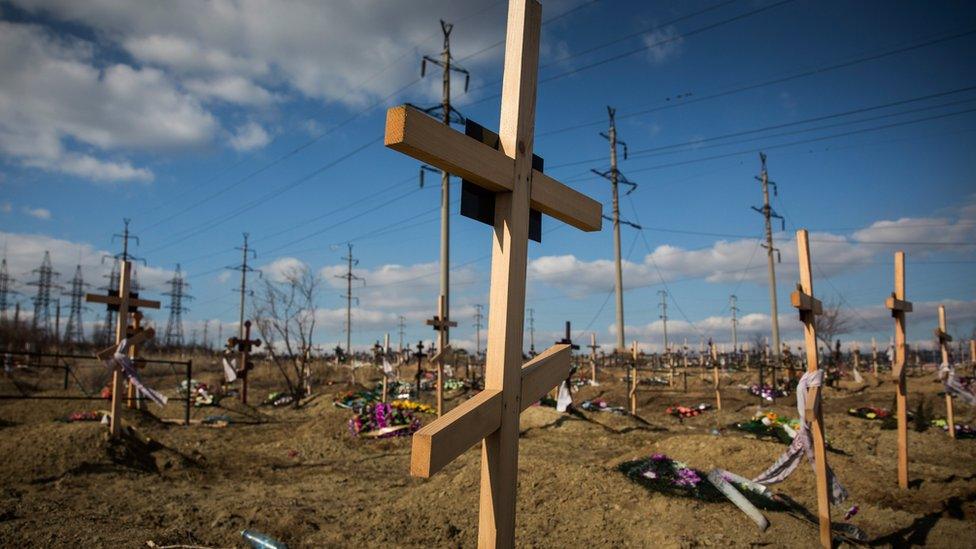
xmin=333 ymin=389 xmax=380 ymax=410
xmin=733 ymin=411 xmax=799 ymax=444
xmin=930 ymin=418 xmax=976 ymax=439
xmin=847 ymin=407 xmax=892 ymax=420
xmin=580 ymin=399 xmax=628 ymax=414
xmin=640 ymin=376 xmax=670 ymax=386
xmin=442 ymin=378 xmax=467 ymax=392
xmin=263 ymin=391 xmax=294 ymax=407
xmin=746 ymin=383 xmax=790 ymax=401
xmin=666 ymin=403 xmax=712 ymax=418
xmin=348 ymin=402 xmax=420 ymax=438
xmin=390 ymin=399 xmax=436 ymax=415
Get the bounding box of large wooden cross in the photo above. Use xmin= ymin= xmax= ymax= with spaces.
xmin=228 ymin=319 xmax=261 ymax=404
xmin=789 ymin=229 xmax=832 ymax=549
xmin=884 ymin=250 xmax=912 ymax=488
xmin=426 ymin=294 xmax=457 ymax=416
xmin=384 ymin=1 xmax=601 ymax=545
xmin=86 ymin=260 xmax=160 ymax=437
xmin=935 ymin=305 xmax=955 ymax=440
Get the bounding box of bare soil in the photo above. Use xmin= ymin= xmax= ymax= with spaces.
xmin=1 ymin=356 xmax=974 ymax=548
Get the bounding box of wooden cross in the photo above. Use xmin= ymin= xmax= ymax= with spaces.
xmin=426 ymin=295 xmax=457 ymax=416
xmin=228 ymin=320 xmax=261 ymax=405
xmin=126 ymin=311 xmax=144 ymax=410
xmin=935 ymin=305 xmax=955 ymax=440
xmin=710 ymin=339 xmax=722 ymax=410
xmin=789 ymin=229 xmax=832 ymax=549
xmin=629 ymin=340 xmax=639 ymax=415
xmin=884 ymin=251 xmax=912 ymax=488
xmin=384 ymin=1 xmax=601 ymax=544
xmin=587 ymin=333 xmax=599 ymax=385
xmin=412 ymin=340 xmax=427 ymax=399
xmin=86 ymin=260 xmax=160 ymax=437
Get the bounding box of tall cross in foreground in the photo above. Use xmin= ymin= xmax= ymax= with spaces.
xmin=384 ymin=1 xmax=601 ymax=545
xmin=86 ymin=260 xmax=160 ymax=437
xmin=789 ymin=229 xmax=832 ymax=549
xmin=884 ymin=251 xmax=912 ymax=487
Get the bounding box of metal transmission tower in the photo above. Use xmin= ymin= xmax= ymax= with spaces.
xmin=97 ymin=259 xmax=121 ymax=345
xmin=527 ymin=308 xmax=536 ymax=356
xmin=28 ymin=251 xmax=60 ymax=336
xmin=397 ymin=315 xmax=406 ymax=354
xmin=658 ymin=290 xmax=669 ymax=361
xmin=0 ymin=254 xmax=16 ymax=322
xmin=416 ymin=19 xmax=471 ymax=361
xmin=163 ymin=264 xmax=192 ymax=347
xmin=752 ymin=152 xmax=784 ymax=387
xmin=592 ymin=106 xmax=640 ymax=353
xmin=335 ymin=243 xmax=364 ymax=355
xmin=729 ymin=294 xmax=739 ymax=357
xmin=63 ymin=264 xmax=89 ymax=344
xmin=228 ymin=233 xmax=259 ymax=341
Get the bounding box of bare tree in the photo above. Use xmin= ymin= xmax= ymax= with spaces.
xmin=253 ymin=265 xmax=320 ymax=402
xmin=814 ymin=300 xmax=850 ymax=366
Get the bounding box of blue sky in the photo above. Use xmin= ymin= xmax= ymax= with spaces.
xmin=1 ymin=0 xmax=974 ymax=354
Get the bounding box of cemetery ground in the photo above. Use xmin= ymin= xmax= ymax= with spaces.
xmin=1 ymin=359 xmax=974 ymax=548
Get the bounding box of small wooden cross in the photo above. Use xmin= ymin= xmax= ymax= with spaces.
xmin=789 ymin=229 xmax=832 ymax=549
xmin=412 ymin=340 xmax=428 ymax=399
xmin=86 ymin=260 xmax=160 ymax=437
xmin=587 ymin=333 xmax=599 ymax=385
xmin=228 ymin=320 xmax=261 ymax=405
xmin=629 ymin=340 xmax=639 ymax=415
xmin=884 ymin=250 xmax=912 ymax=488
xmin=384 ymin=1 xmax=601 ymax=544
xmin=426 ymin=295 xmax=457 ymax=416
xmin=935 ymin=305 xmax=955 ymax=440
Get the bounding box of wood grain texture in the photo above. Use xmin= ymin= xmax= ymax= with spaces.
xmin=518 ymin=344 xmax=571 ymax=412
xmin=410 ymin=389 xmax=503 ymax=478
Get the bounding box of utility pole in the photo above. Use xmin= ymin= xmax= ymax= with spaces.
xmin=729 ymin=294 xmax=739 ymax=359
xmin=0 ymin=253 xmax=17 ymax=323
xmin=229 ymin=233 xmax=258 ymax=342
xmin=752 ymin=152 xmax=784 ymax=388
xmin=592 ymin=106 xmax=639 ymax=354
xmin=473 ymin=304 xmax=484 ymax=360
xmin=28 ymin=251 xmax=60 ymax=337
xmin=658 ymin=290 xmax=669 ymax=363
xmin=63 ymin=264 xmax=88 ymax=344
xmin=202 ymin=319 xmax=210 ymax=351
xmin=527 ymin=307 xmax=536 ymax=356
xmin=336 ymin=243 xmax=364 ymax=356
xmin=418 ymin=20 xmax=471 ymax=367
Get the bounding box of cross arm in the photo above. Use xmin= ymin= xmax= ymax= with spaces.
xmin=933 ymin=328 xmax=953 ymax=343
xmin=385 ymin=105 xmax=602 ymax=232
xmin=410 ymin=389 xmax=502 ymax=478
xmin=519 ymin=344 xmax=571 ymax=412
xmin=885 ymin=294 xmax=913 ymax=313
xmin=790 ymin=288 xmax=823 ymax=315
xmin=86 ymin=293 xmax=161 ymax=310
xmin=96 ymin=328 xmax=156 ymax=361
xmin=429 ymin=344 xmax=452 ymax=364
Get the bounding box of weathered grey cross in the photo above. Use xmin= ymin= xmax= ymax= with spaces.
xmin=384 ymin=0 xmax=601 ymax=545
xmin=86 ymin=260 xmax=160 ymax=437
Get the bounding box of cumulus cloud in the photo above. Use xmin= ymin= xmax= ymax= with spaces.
xmin=0 ymin=21 xmax=216 ymax=183
xmin=22 ymin=206 xmax=51 ymax=220
xmin=229 ymin=121 xmax=272 ymax=152
xmin=259 ymin=256 xmax=308 ymax=283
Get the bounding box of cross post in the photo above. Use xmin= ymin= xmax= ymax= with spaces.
xmin=790 ymin=229 xmax=832 ymax=548
xmin=629 ymin=340 xmax=639 ymax=414
xmin=936 ymin=305 xmax=955 ymax=439
xmin=228 ymin=320 xmax=261 ymax=404
xmin=884 ymin=251 xmax=912 ymax=487
xmin=383 ymin=1 xmax=601 ymax=545
xmin=426 ymin=294 xmax=458 ymax=416
xmin=126 ymin=311 xmax=144 ymax=410
xmin=587 ymin=333 xmax=599 ymax=385
xmin=86 ymin=260 xmax=160 ymax=437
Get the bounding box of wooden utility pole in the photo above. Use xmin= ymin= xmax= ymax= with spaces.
xmin=730 ymin=294 xmax=739 ymax=364
xmin=753 ymin=153 xmax=784 ymax=390
xmin=231 ymin=233 xmax=258 ymax=348
xmin=885 ymin=251 xmax=912 ymax=488
xmin=936 ymin=305 xmax=955 ymax=439
xmin=527 ymin=307 xmax=535 ymax=356
xmin=474 ymin=304 xmax=484 ymax=363
xmin=790 ymin=229 xmax=832 ymax=548
xmin=337 ymin=244 xmax=364 ymax=357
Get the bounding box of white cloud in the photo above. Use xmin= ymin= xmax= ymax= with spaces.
xmin=0 ymin=21 xmax=217 ymax=183
xmin=229 ymin=121 xmax=271 ymax=152
xmin=22 ymin=206 xmax=51 ymax=220
xmin=185 ymin=75 xmax=277 ymax=106
xmin=642 ymin=25 xmax=683 ymax=64
xmin=259 ymin=256 xmax=308 ymax=283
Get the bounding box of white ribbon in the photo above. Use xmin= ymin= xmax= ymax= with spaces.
xmin=556 ymin=380 xmax=572 ymax=412
xmin=753 ymin=369 xmax=847 ymax=504
xmin=939 ymin=361 xmax=976 ymax=406
xmin=222 ymin=357 xmax=238 ymax=383
xmin=106 ymin=339 xmax=168 ymax=407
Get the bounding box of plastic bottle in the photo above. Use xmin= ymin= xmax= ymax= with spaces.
xmin=241 ymin=529 xmax=288 ymax=549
